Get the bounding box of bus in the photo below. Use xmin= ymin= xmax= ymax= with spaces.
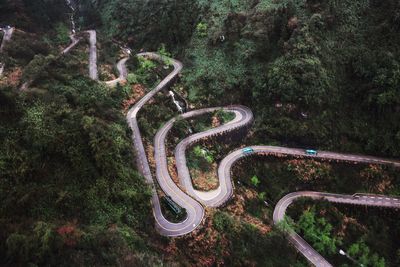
xmin=305 ymin=149 xmax=318 ymax=156
xmin=242 ymin=147 xmax=254 ymax=154
xmin=163 ymin=195 xmax=182 ymax=215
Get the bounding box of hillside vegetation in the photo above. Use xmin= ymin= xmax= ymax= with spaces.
xmin=0 ymin=0 xmax=399 ymax=266
xmin=0 ymin=69 xmax=156 ymax=265
xmin=97 ymin=0 xmax=400 ymax=157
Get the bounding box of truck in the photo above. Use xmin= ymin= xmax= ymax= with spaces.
xmin=305 ymin=149 xmax=318 ymax=156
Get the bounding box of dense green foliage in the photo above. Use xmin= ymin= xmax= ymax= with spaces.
xmin=2 ymin=31 xmax=53 ymax=69
xmin=0 ymin=31 xmax=158 ymax=264
xmin=289 ymin=200 xmax=394 ymax=266
xmin=296 ymin=207 xmax=340 ymax=255
xmin=96 ymin=0 xmax=400 ymax=157
xmin=0 ymin=0 xmax=67 ymax=31
xmin=1 ymin=0 xmax=400 ymax=265
xmin=5 ymin=0 xmax=399 ymax=157
xmin=191 ymin=146 xmax=215 ymax=166
xmin=212 ymin=211 xmax=303 ymax=266
xmin=96 ymin=0 xmax=198 ymax=50
xmin=235 ymin=155 xmax=399 ymax=204
xmin=234 ymin=156 xmax=399 ymax=265
xmin=0 ymin=78 xmax=155 ymax=264
xmin=187 ymin=0 xmax=400 ymax=157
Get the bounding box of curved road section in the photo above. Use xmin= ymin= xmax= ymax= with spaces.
xmin=62 ymin=34 xmax=80 ymax=55
xmin=154 ymin=106 xmax=252 ymax=208
xmin=126 ymin=53 xmax=206 ymax=236
xmin=273 ymin=191 xmax=400 ymax=267
xmin=62 ymin=30 xmax=128 ymax=85
xmin=174 ymin=106 xmax=253 ymax=206
xmin=216 ymin=146 xmax=400 ymax=266
xmin=105 ymin=56 xmax=129 ymax=87
xmin=59 ymin=29 xmax=400 ymax=264
xmin=122 ymin=50 xmax=400 ymax=263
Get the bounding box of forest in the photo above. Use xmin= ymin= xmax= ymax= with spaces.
xmin=97 ymin=0 xmax=400 ymax=157
xmin=0 ymin=0 xmax=399 ymax=266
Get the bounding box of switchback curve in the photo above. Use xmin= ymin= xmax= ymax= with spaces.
xmin=151 ymin=105 xmax=253 ymax=235
xmin=216 ymin=146 xmax=400 ymax=266
xmin=174 ymin=106 xmax=253 ymax=206
xmin=62 ymin=30 xmax=128 ymax=85
xmin=125 ymin=52 xmax=203 ymax=236
xmin=273 ymin=191 xmax=400 ymax=267
xmin=114 ymin=44 xmax=400 ymax=265
xmin=2 ymin=17 xmax=398 ymax=267
xmin=60 ymin=29 xmax=400 ymax=265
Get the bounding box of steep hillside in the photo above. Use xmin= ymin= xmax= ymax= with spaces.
xmin=96 ymin=0 xmax=400 ymax=157
xmin=1 ymin=0 xmax=399 ymax=266
xmin=0 ymin=0 xmax=67 ymax=31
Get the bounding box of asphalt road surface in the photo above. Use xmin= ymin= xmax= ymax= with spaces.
xmin=64 ymin=40 xmax=193 ymax=234
xmin=62 ymin=34 xmax=80 ymax=54
xmin=121 ymin=51 xmax=400 ymax=265
xmin=105 ymin=57 xmax=129 ymax=87
xmin=173 ymin=106 xmax=253 ymax=206
xmin=125 ymin=53 xmax=202 ymax=236
xmin=61 ymin=30 xmax=97 ymax=80
xmin=273 ymin=191 xmax=400 ymax=267
xmin=86 ymin=30 xmax=98 ymax=80
xmin=0 ymin=26 xmax=13 ymax=52
xmin=62 ymin=30 xmax=128 ymax=86
xmin=217 ymin=146 xmax=400 ymax=266
xmin=0 ymin=26 xmax=14 ymax=76
xmin=151 ymin=106 xmax=253 ymax=235
xmin=39 ymin=29 xmax=400 ymax=265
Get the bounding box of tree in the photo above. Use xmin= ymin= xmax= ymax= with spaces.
xmin=54 ymin=23 xmax=70 ymax=45
xmin=196 ymin=22 xmax=208 ymax=37
xmin=22 ymin=54 xmax=56 ymax=83
xmin=347 ymin=240 xmax=385 ymax=267
xmin=250 ymin=175 xmax=260 ymax=187
xmin=297 ymin=208 xmax=340 ymax=256
xmin=213 ymin=211 xmax=235 ymax=232
xmin=266 ymin=54 xmax=331 ymax=108
xmin=97 ymin=0 xmax=199 ymax=50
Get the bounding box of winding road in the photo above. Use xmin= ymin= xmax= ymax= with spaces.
xmin=173 ymin=106 xmax=253 ymax=206
xmin=108 ymin=44 xmax=399 ymax=265
xmin=3 ymin=11 xmax=397 ymax=264
xmin=105 ymin=56 xmax=128 ymax=87
xmin=62 ymin=29 xmax=128 ymax=86
xmin=273 ymin=191 xmax=400 ymax=267
xmin=60 ymin=29 xmax=400 ymax=265
xmin=151 ymin=105 xmax=253 ymax=235
xmin=125 ymin=53 xmax=205 ymax=236
xmin=72 ymin=43 xmax=249 ymax=235
xmin=217 ymin=147 xmax=400 ymax=266
xmin=122 ymin=49 xmax=399 ymax=264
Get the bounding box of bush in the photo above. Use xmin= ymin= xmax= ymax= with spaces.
xmin=213 ymin=211 xmax=235 ymax=232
